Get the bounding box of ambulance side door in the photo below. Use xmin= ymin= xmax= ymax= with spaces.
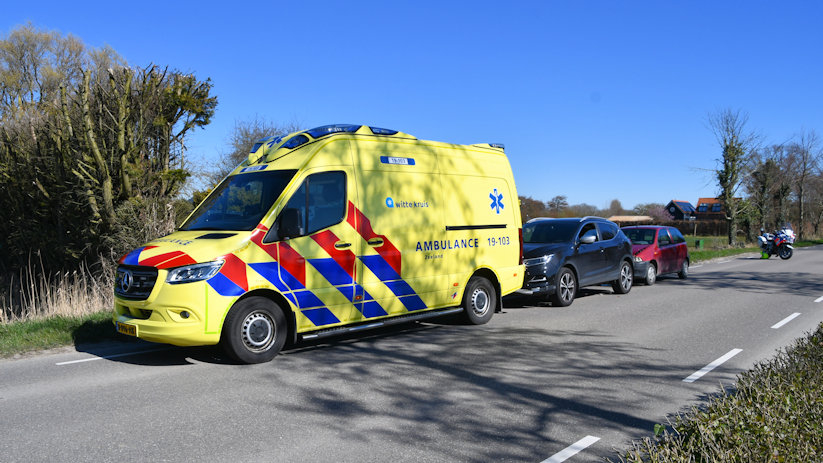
xmin=350 ymin=154 xmax=442 ymax=318
xmin=262 ymin=169 xmax=362 ymax=331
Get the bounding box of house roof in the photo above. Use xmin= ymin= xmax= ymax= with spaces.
xmin=697 ymin=197 xmax=722 ymax=205
xmin=668 ymin=200 xmax=696 ymax=213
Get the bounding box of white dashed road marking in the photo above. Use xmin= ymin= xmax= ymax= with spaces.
xmin=56 ymin=347 xmax=171 ymax=365
xmin=683 ymin=349 xmax=742 ymax=383
xmin=771 ymin=313 xmax=801 ymax=329
xmin=541 ymin=436 xmax=600 ymax=463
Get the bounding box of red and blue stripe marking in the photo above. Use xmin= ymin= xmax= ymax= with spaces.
xmin=348 ymin=202 xmax=426 ymax=312
xmin=119 ymin=246 xmax=197 ymax=269
xmin=310 ymin=230 xmax=388 ymax=318
xmin=121 ymin=204 xmax=428 ymax=328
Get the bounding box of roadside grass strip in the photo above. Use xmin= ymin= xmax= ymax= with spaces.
xmin=542 ymin=436 xmax=600 ymax=463
xmin=683 ymin=349 xmax=742 ymax=383
xmin=771 ymin=313 xmax=801 ymax=329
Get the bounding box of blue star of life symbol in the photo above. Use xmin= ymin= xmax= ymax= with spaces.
xmin=489 ymin=189 xmax=504 ymax=214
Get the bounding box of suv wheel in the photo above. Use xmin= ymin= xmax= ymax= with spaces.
xmin=612 ymin=261 xmax=633 ymax=294
xmin=550 ymin=267 xmax=576 ymax=307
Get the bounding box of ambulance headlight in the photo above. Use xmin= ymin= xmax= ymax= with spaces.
xmin=166 ymin=261 xmax=224 ymax=284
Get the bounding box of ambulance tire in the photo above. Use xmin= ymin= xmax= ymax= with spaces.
xmin=462 ymin=276 xmax=496 ymax=325
xmin=221 ymin=296 xmax=287 ymax=364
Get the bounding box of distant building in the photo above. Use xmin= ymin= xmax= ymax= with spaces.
xmin=665 ymin=200 xmax=696 ymax=220
xmin=608 ymin=215 xmax=653 ymax=225
xmin=695 ymin=197 xmax=725 ymax=220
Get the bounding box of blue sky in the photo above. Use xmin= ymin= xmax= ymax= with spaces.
xmin=5 ymin=1 xmax=823 ymax=210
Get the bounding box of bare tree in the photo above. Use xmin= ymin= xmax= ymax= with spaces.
xmin=708 ymin=109 xmax=758 ymax=246
xmin=746 ymin=144 xmax=789 ymax=231
xmin=567 ymin=203 xmax=598 ymax=217
xmin=808 ymin=173 xmax=823 ymax=236
xmin=633 ymin=202 xmax=668 ymax=217
xmin=786 ymin=130 xmax=821 ymax=240
xmin=604 ymin=199 xmax=624 ymax=217
xmin=518 ymin=196 xmax=548 ymax=222
xmin=212 ymin=117 xmax=301 ymax=183
xmin=547 ymin=195 xmax=568 ymax=216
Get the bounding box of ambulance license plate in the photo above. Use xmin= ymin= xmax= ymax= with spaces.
xmin=116 ymin=322 xmax=137 ymax=337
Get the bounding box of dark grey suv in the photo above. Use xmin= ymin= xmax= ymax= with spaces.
xmin=518 ymin=217 xmax=634 ymax=306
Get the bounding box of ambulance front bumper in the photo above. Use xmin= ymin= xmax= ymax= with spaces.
xmin=112 ymin=279 xmax=220 ymax=347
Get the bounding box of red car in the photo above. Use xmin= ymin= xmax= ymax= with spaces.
xmin=620 ymin=226 xmax=690 ymax=285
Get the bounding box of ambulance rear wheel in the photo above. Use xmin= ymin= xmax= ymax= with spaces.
xmin=221 ymin=296 xmax=287 ymax=364
xmin=462 ymin=276 xmax=496 ymax=325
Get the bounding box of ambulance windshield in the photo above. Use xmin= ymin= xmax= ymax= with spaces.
xmin=180 ymin=170 xmax=297 ymax=231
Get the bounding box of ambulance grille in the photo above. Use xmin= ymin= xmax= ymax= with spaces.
xmin=115 ymin=265 xmax=158 ymax=300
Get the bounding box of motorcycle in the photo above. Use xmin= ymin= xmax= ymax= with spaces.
xmin=758 ymin=226 xmax=795 ymax=260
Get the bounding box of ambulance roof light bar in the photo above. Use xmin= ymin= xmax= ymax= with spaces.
xmin=368 ymin=126 xmax=399 ymax=135
xmin=305 ymin=124 xmax=360 ymax=139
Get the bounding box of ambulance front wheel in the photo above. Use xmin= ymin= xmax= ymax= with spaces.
xmin=221 ymin=296 xmax=287 ymax=364
xmin=462 ymin=276 xmax=496 ymax=325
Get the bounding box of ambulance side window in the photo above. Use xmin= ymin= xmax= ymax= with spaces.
xmin=273 ymin=171 xmax=346 ymax=240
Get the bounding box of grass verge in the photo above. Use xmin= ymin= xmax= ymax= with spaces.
xmin=689 ymin=238 xmax=823 ymax=263
xmin=796 ymin=238 xmax=823 ymax=247
xmin=0 ymin=311 xmax=128 ymax=358
xmin=612 ymin=323 xmax=823 ymax=462
xmin=690 ymin=246 xmax=758 ymax=263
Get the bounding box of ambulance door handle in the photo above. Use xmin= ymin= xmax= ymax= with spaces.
xmin=334 ymin=241 xmax=352 ymax=249
xmin=367 ymin=238 xmax=384 ymax=247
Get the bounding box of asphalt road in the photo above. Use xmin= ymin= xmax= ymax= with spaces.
xmin=1 ymin=246 xmax=822 ymax=462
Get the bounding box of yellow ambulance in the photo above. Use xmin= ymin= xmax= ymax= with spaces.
xmin=113 ymin=124 xmax=524 ymax=363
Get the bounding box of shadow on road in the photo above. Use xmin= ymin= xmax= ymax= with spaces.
xmin=72 ymin=249 xmax=818 ymax=461
xmin=676 ymin=261 xmax=823 ymax=298
xmin=79 ymin=314 xmax=690 ymax=460
xmin=265 ymin=322 xmax=691 ymax=461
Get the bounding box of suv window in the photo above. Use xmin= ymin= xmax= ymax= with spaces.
xmin=599 ymin=222 xmax=617 ymax=240
xmin=579 ymin=223 xmax=598 ymax=242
